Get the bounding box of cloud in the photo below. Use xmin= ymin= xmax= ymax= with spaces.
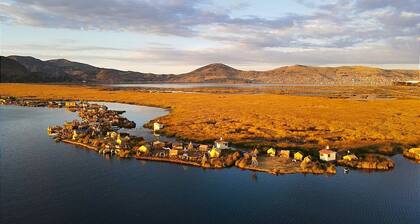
xmin=1 ymin=0 xmax=226 ymax=36
xmin=1 ymin=0 xmax=419 ymax=70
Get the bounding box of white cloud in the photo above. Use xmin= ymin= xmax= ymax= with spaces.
xmin=1 ymin=0 xmax=419 ymax=71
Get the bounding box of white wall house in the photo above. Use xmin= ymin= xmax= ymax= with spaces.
xmin=214 ymin=137 xmax=229 ymax=150
xmin=153 ymin=122 xmax=163 ymax=132
xmin=319 ymin=149 xmax=336 ymax=162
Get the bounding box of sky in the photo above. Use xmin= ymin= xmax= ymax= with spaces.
xmin=0 ymin=0 xmax=419 ymax=74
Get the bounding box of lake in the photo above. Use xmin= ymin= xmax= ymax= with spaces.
xmin=1 ymin=104 xmax=419 ymax=224
xmin=106 ymin=83 xmax=325 ymax=88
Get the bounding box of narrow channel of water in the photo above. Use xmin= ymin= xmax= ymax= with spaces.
xmin=106 ymin=83 xmax=330 ymax=88
xmin=1 ymin=104 xmax=419 ymax=224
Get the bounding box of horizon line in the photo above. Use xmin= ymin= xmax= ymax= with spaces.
xmin=3 ymin=54 xmax=420 ymax=75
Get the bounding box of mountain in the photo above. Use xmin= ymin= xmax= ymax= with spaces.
xmin=0 ymin=56 xmax=31 ymax=82
xmin=1 ymin=55 xmax=419 ymax=85
xmin=0 ymin=56 xmax=74 ymax=82
xmin=251 ymin=65 xmax=420 ymax=85
xmin=3 ymin=56 xmax=172 ymax=83
xmin=167 ymin=63 xmax=253 ymax=83
xmin=170 ymin=64 xmax=420 ymax=85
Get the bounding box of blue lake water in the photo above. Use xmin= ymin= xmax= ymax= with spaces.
xmin=106 ymin=83 xmax=324 ymax=88
xmin=1 ymin=104 xmax=419 ymax=224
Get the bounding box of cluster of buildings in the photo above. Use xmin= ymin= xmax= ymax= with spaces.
xmin=264 ymin=145 xmax=356 ymax=163
xmin=77 ymin=102 xmax=135 ymax=129
xmin=48 ymin=102 xmax=143 ymax=154
xmin=2 ymin=96 xmax=365 ymax=171
xmin=393 ymin=80 xmax=420 ymax=86
xmin=137 ymin=138 xmax=230 ymax=161
xmin=48 ymin=102 xmax=235 ymax=164
xmin=0 ymin=96 xmax=59 ymax=107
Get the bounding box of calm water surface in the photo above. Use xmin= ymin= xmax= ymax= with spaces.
xmin=107 ymin=83 xmax=326 ymax=88
xmin=1 ymin=104 xmax=419 ymax=224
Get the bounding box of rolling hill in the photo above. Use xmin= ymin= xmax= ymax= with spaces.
xmin=1 ymin=55 xmax=419 ymax=85
xmin=2 ymin=56 xmax=172 ymax=83
xmin=170 ymin=64 xmax=420 ymax=85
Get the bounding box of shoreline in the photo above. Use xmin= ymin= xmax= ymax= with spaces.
xmin=61 ymin=139 xmax=99 ymax=151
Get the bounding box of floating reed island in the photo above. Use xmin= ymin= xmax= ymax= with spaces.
xmin=1 ymin=96 xmax=418 ymax=174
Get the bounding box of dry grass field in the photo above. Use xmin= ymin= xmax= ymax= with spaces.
xmin=1 ymin=84 xmax=420 ymax=153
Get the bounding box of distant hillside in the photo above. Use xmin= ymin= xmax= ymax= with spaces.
xmin=166 ymin=63 xmax=252 ymax=83
xmin=0 ymin=56 xmax=30 ymax=82
xmin=170 ymin=64 xmax=420 ymax=85
xmin=253 ymin=65 xmax=420 ymax=85
xmin=0 ymin=56 xmax=74 ymax=83
xmin=1 ymin=55 xmax=419 ymax=85
xmin=2 ymin=56 xmax=172 ymax=83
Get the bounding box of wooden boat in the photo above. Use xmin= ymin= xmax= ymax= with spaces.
xmin=344 ymin=167 xmax=350 ymax=174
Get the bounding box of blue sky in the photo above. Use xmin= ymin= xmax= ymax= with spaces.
xmin=1 ymin=0 xmax=419 ymax=73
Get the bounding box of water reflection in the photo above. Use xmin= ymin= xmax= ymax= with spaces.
xmin=251 ymin=173 xmax=258 ymax=182
xmin=106 ymin=83 xmax=329 ymax=89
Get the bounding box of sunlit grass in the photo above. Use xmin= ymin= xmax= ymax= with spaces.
xmin=1 ymin=83 xmax=419 ymax=151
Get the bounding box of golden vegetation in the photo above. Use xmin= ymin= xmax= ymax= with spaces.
xmin=1 ymin=84 xmax=420 ymax=151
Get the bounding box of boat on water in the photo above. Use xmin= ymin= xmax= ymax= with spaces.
xmin=344 ymin=167 xmax=350 ymax=174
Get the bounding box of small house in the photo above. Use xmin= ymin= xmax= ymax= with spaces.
xmin=153 ymin=122 xmax=163 ymax=132
xmin=138 ymin=145 xmax=150 ymax=154
xmin=319 ymin=149 xmax=336 ymax=162
xmin=187 ymin=142 xmax=194 ymax=151
xmin=172 ymin=142 xmax=183 ymax=150
xmin=107 ymin=131 xmax=118 ymax=139
xmin=65 ymin=101 xmax=77 ymax=108
xmin=152 ymin=141 xmax=165 ymax=150
xmin=72 ymin=130 xmax=79 ymax=140
xmin=169 ymin=149 xmax=179 ymax=157
xmin=209 ymin=147 xmax=221 ymax=158
xmin=303 ymin=156 xmax=312 ymax=163
xmin=267 ymin=148 xmax=276 ymax=157
xmin=294 ymin=152 xmax=304 ymax=161
xmin=408 ymin=148 xmax=420 ymax=155
xmin=199 ymin=144 xmax=209 ymax=152
xmin=116 ymin=134 xmax=123 ymax=145
xmin=47 ymin=126 xmax=53 ymax=135
xmin=407 ymin=148 xmax=420 ymax=160
xmin=279 ymin=150 xmax=290 ymax=159
xmin=64 ymin=121 xmax=75 ymax=130
xmin=79 ymin=102 xmax=89 ymax=108
xmin=214 ymin=137 xmax=228 ymax=150
xmin=343 ymin=154 xmax=358 ymax=161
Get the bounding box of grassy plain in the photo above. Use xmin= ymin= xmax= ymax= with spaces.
xmin=1 ymin=84 xmax=420 ymax=153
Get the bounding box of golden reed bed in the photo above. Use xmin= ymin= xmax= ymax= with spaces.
xmin=1 ymin=84 xmax=419 ymax=151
